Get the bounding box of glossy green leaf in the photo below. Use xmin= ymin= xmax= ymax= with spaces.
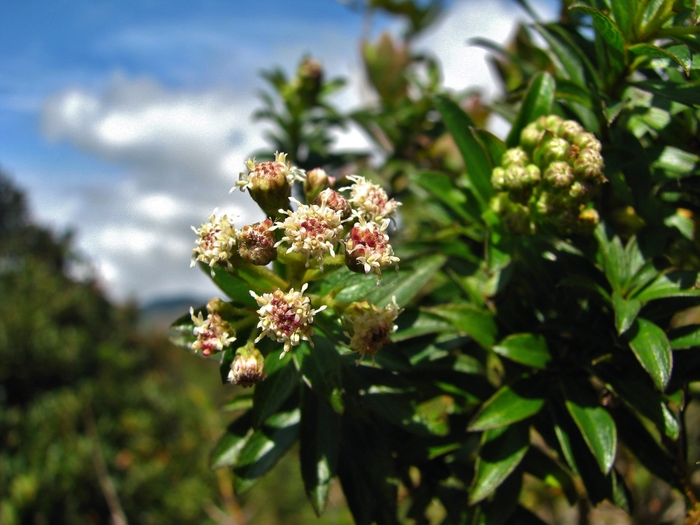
xmin=632 ymin=80 xmax=700 ymax=106
xmin=493 ymin=332 xmax=551 ymax=369
xmin=470 ymin=422 xmax=530 ymax=504
xmin=629 ymin=43 xmax=691 ymax=75
xmin=608 ymin=0 xmax=635 ymax=38
xmin=391 ymin=309 xmax=454 ymax=342
xmin=506 ymin=72 xmax=555 ymax=148
xmin=234 ymin=408 xmax=300 ymax=493
xmin=632 ymin=271 xmax=700 ymax=302
xmin=208 ymin=262 xmax=287 ymax=299
xmin=362 ymin=387 xmax=450 ymax=436
xmin=532 ymin=23 xmax=586 ymax=84
xmin=252 ymin=350 xmax=299 ymax=428
xmin=293 ymin=339 xmax=344 ymax=413
xmin=300 ymin=388 xmax=341 ymax=516
xmin=474 ymin=129 xmax=507 ymax=167
xmin=612 ymin=291 xmax=641 ymax=335
xmin=469 ymin=374 xmax=547 ymax=431
xmin=570 ymin=4 xmax=624 ymax=52
xmin=412 ymin=171 xmax=476 ymax=222
xmin=433 ymin=94 xmax=494 ymax=208
xmin=669 ymin=324 xmax=700 ymax=350
xmin=627 ymin=318 xmax=672 ymax=391
xmin=563 ymin=381 xmax=617 ymax=474
xmin=425 ymin=303 xmax=497 ymax=349
xmin=366 ymin=253 xmax=447 ymax=308
xmin=210 ymin=411 xmax=254 ymax=470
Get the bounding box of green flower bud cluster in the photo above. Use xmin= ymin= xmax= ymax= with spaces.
xmin=491 ymin=115 xmax=606 ymax=235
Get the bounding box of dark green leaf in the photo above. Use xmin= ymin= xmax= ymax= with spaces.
xmin=425 ymin=303 xmax=497 ymax=349
xmin=293 ymin=338 xmax=344 ymax=413
xmin=252 ymin=350 xmax=299 ymax=428
xmin=493 ymin=333 xmax=551 ymax=369
xmin=669 ymin=324 xmax=700 ymax=350
xmin=362 ymin=386 xmax=450 ymax=436
xmin=412 ymin=171 xmax=477 ymax=222
xmin=366 ymin=253 xmax=447 ymax=308
xmin=612 ymin=291 xmax=641 ymax=335
xmin=627 ymin=318 xmax=672 ymax=391
xmin=300 ymin=388 xmax=341 ymax=516
xmin=208 ymin=262 xmax=287 ymax=301
xmin=233 ymin=408 xmax=300 ymax=493
xmin=570 ymin=4 xmax=624 ymax=51
xmin=469 ymin=374 xmax=547 ymax=431
xmin=222 ymin=394 xmax=254 ymax=413
xmin=629 ymin=43 xmax=691 ymax=75
xmin=470 ymin=422 xmax=530 ymax=504
xmin=210 ymin=411 xmax=254 ymax=470
xmin=632 ymin=271 xmax=700 ymax=302
xmin=391 ymin=309 xmax=454 ymax=342
xmin=522 ymin=447 xmax=577 ymax=505
xmin=433 ymin=94 xmax=494 ymax=208
xmin=474 ymin=129 xmax=507 ymax=168
xmin=506 ymin=72 xmax=555 ymax=148
xmin=632 ymin=80 xmax=700 ymax=106
xmin=562 ymin=381 xmax=617 ymax=474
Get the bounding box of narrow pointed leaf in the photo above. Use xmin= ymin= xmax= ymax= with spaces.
xmin=300 ymin=388 xmax=341 ymax=516
xmin=366 ymin=253 xmax=447 ymax=308
xmin=506 ymin=72 xmax=555 ymax=148
xmin=627 ymin=318 xmax=672 ymax=391
xmin=469 ymin=374 xmax=547 ymax=431
xmin=570 ymin=4 xmax=624 ymax=51
xmin=562 ymin=381 xmax=617 ymax=474
xmin=470 ymin=422 xmax=530 ymax=504
xmin=412 ymin=171 xmax=476 ymax=222
xmin=493 ymin=332 xmax=551 ymax=369
xmin=522 ymin=447 xmax=578 ymax=505
xmin=629 ymin=43 xmax=691 ymax=75
xmin=612 ymin=291 xmax=641 ymax=335
xmin=433 ymin=94 xmax=494 ymax=208
xmin=252 ymin=350 xmax=299 ymax=428
xmin=632 ymin=271 xmax=700 ymax=302
xmin=210 ymin=412 xmax=254 ymax=470
xmin=669 ymin=324 xmax=700 ymax=350
xmin=425 ymin=303 xmax=497 ymax=349
xmin=293 ymin=339 xmax=344 ymax=413
xmin=234 ymin=408 xmax=300 ymax=493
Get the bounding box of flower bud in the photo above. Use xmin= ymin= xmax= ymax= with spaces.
xmin=296 ymin=58 xmax=324 ymax=106
xmin=574 ymin=132 xmax=602 ymax=153
xmin=568 ymin=181 xmax=594 ymax=202
xmin=520 ymin=123 xmax=544 ymax=152
xmin=314 ymin=188 xmax=351 ymax=220
xmin=576 ymin=208 xmax=600 ymax=234
xmin=345 ymin=218 xmax=399 ymax=279
xmin=557 ymin=120 xmax=584 ymax=143
xmin=191 ymin=212 xmax=237 ymax=275
xmin=232 ymin=152 xmax=305 ymax=217
xmin=304 ymin=168 xmax=333 ymax=203
xmin=535 ymin=137 xmax=569 ymax=167
xmin=190 ymin=307 xmax=236 ymax=356
xmin=543 ymin=161 xmax=574 ymax=189
xmin=237 ymin=219 xmax=277 ymax=266
xmin=505 ymin=205 xmax=536 ymax=235
xmin=573 ymin=149 xmax=605 ymax=181
xmin=523 ymin=164 xmax=541 ymax=187
xmin=228 ymin=342 xmax=267 ymax=387
xmin=543 ymin=115 xmax=564 ymax=133
xmin=491 ymin=166 xmax=507 ymax=191
xmin=501 ymin=147 xmax=528 ymax=169
xmin=343 ymin=297 xmax=402 ymax=362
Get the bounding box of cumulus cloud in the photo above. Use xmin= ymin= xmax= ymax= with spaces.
xmin=37 ymin=0 xmax=553 ymax=304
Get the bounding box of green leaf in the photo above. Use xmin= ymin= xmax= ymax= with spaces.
xmin=562 ymin=381 xmax=617 ymax=474
xmin=293 ymin=339 xmax=344 ymax=413
xmin=470 ymin=422 xmax=530 ymax=504
xmin=300 ymin=388 xmax=341 ymax=516
xmin=632 ymin=271 xmax=700 ymax=302
xmin=506 ymin=72 xmax=555 ymax=148
xmin=425 ymin=303 xmax=497 ymax=349
xmin=632 ymin=80 xmax=700 ymax=106
xmin=362 ymin=386 xmax=450 ymax=436
xmin=210 ymin=411 xmax=254 ymax=470
xmin=366 ymin=253 xmax=447 ymax=308
xmin=222 ymin=394 xmax=254 ymax=413
xmin=493 ymin=333 xmax=551 ymax=369
xmin=612 ymin=291 xmax=641 ymax=335
xmin=433 ymin=94 xmax=494 ymax=208
xmin=252 ymin=350 xmax=299 ymax=428
xmin=474 ymin=129 xmax=507 ymax=168
xmin=391 ymin=309 xmax=455 ymax=342
xmin=412 ymin=171 xmax=477 ymax=222
xmin=629 ymin=43 xmax=691 ymax=75
xmin=469 ymin=374 xmax=547 ymax=431
xmin=627 ymin=318 xmax=672 ymax=391
xmin=233 ymin=408 xmax=300 ymax=493
xmin=669 ymin=324 xmax=700 ymax=350
xmin=522 ymin=447 xmax=577 ymax=505
xmin=208 ymin=262 xmax=287 ymax=300
xmin=570 ymin=4 xmax=624 ymax=52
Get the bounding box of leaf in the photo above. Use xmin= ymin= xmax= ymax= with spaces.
xmin=627 ymin=318 xmax=672 ymax=391
xmin=412 ymin=171 xmax=477 ymax=222
xmin=522 ymin=447 xmax=578 ymax=505
xmin=562 ymin=380 xmax=617 ymax=474
xmin=570 ymin=4 xmax=625 ymax=52
xmin=293 ymin=338 xmax=344 ymax=413
xmin=366 ymin=253 xmax=447 ymax=308
xmin=506 ymin=72 xmax=556 ymax=148
xmin=222 ymin=394 xmax=254 ymax=413
xmin=210 ymin=412 xmax=254 ymax=470
xmin=208 ymin=262 xmax=287 ymax=301
xmin=425 ymin=303 xmax=497 ymax=349
xmin=669 ymin=324 xmax=700 ymax=350
xmin=612 ymin=291 xmax=641 ymax=335
xmin=300 ymin=388 xmax=341 ymax=516
xmin=493 ymin=333 xmax=551 ymax=369
xmin=433 ymin=94 xmax=494 ymax=208
xmin=470 ymin=421 xmax=530 ymax=504
xmin=474 ymin=129 xmax=507 ymax=168
xmin=632 ymin=271 xmax=700 ymax=302
xmin=629 ymin=43 xmax=691 ymax=75
xmin=233 ymin=408 xmax=301 ymax=493
xmin=468 ymin=374 xmax=547 ymax=431
xmin=362 ymin=386 xmax=450 ymax=436
xmin=252 ymin=350 xmax=299 ymax=428
xmin=632 ymin=80 xmax=700 ymax=106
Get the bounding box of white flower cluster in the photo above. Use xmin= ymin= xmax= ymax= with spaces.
xmin=189 ymin=307 xmax=237 ymax=356
xmin=232 ymin=151 xmax=305 ymax=194
xmin=191 ymin=211 xmax=237 ymax=275
xmin=344 ymin=297 xmax=402 ymax=361
xmin=344 ymin=175 xmax=400 ymax=222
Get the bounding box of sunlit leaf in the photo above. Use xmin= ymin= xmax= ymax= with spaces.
xmin=627 ymin=317 xmax=672 ymax=391
xmin=506 ymin=72 xmax=555 ymax=148
xmin=469 ymin=374 xmax=547 ymax=431
xmin=493 ymin=332 xmax=551 ymax=369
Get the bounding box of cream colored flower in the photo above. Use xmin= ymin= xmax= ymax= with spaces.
xmin=345 ymin=217 xmax=399 ymax=279
xmin=190 ymin=307 xmax=236 ymax=356
xmin=344 ymin=297 xmax=402 ymax=361
xmin=273 ymin=198 xmax=343 ymax=270
xmin=191 ymin=211 xmax=237 ymax=275
xmin=232 ymin=151 xmax=305 ymax=194
xmin=251 ymin=283 xmax=327 ymax=357
xmin=344 ymin=175 xmax=400 ymax=221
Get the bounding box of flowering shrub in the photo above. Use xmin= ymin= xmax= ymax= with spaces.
xmin=173 ymin=1 xmax=700 ymax=523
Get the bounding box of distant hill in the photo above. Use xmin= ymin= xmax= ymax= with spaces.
xmin=138 ymin=296 xmax=207 ymax=335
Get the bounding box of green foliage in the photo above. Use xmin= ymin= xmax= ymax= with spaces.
xmin=174 ymin=1 xmax=700 ymax=523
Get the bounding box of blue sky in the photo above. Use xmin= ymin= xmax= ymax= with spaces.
xmin=0 ymin=0 xmax=555 ymax=304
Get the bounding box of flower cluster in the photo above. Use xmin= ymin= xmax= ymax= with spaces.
xmin=343 ymin=297 xmax=403 ymax=362
xmin=251 ymin=283 xmax=326 ymax=357
xmin=188 ymin=153 xmax=405 ymax=381
xmin=491 ymin=115 xmax=606 ymax=235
